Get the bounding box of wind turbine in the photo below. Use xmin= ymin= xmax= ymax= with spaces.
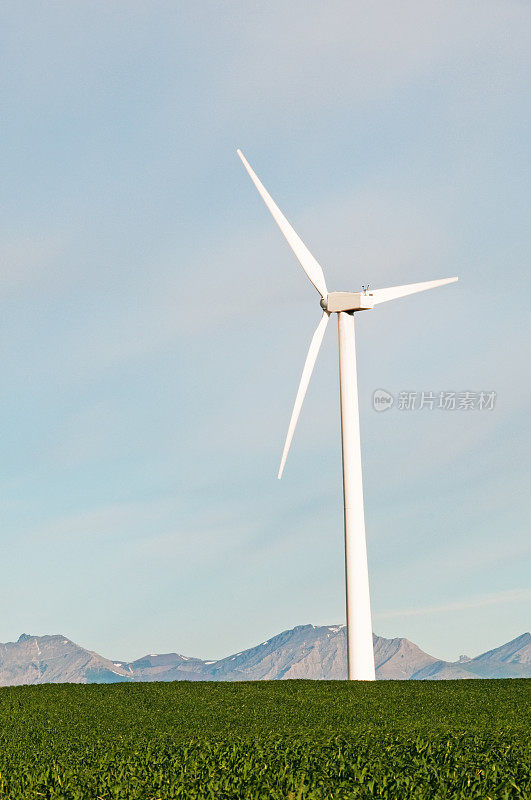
xmin=237 ymin=150 xmax=458 ymax=681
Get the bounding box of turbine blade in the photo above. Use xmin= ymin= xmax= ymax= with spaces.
xmin=371 ymin=277 xmax=458 ymax=305
xmin=278 ymin=312 xmax=330 ymax=479
xmin=237 ymin=150 xmax=328 ymax=299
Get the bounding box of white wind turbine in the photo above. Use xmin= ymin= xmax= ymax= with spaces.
xmin=238 ymin=150 xmax=458 ymax=681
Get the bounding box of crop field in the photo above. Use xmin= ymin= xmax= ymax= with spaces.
xmin=0 ymin=679 xmax=528 ymax=799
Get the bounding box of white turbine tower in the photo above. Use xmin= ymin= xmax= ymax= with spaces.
xmin=238 ymin=150 xmax=458 ymax=681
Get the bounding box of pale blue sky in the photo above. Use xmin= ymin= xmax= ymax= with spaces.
xmin=1 ymin=1 xmax=529 ymax=663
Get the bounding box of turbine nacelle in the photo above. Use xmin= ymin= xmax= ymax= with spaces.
xmin=322 ymin=292 xmax=374 ymax=313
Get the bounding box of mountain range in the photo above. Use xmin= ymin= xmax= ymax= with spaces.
xmin=0 ymin=626 xmax=529 ymax=686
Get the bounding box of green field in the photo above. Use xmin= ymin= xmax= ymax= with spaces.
xmin=0 ymin=679 xmax=529 ymax=799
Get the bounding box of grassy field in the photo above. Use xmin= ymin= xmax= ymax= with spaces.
xmin=0 ymin=679 xmax=529 ymax=798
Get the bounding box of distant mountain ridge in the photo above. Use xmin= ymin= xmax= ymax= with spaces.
xmin=0 ymin=633 xmax=130 ymax=686
xmin=0 ymin=627 xmax=529 ymax=686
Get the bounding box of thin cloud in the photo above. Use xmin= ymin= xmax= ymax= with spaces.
xmin=376 ymin=588 xmax=531 ymax=620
